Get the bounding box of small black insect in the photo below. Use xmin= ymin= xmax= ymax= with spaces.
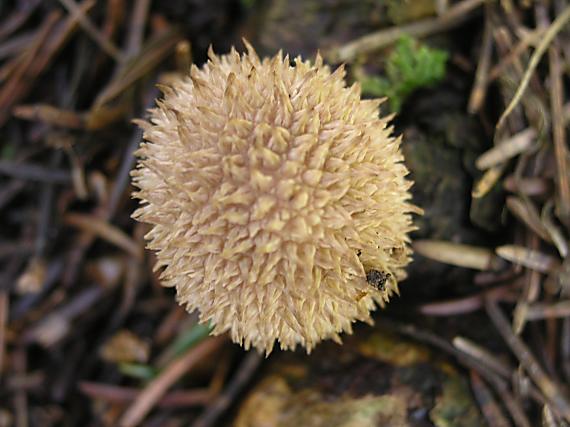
xmin=366 ymin=269 xmax=391 ymax=292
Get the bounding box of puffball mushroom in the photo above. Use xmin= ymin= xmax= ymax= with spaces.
xmin=131 ymin=41 xmax=419 ymax=354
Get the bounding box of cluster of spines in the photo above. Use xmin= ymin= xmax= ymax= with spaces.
xmin=131 ymin=42 xmax=418 ymax=354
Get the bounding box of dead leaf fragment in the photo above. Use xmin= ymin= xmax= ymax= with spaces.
xmin=16 ymin=257 xmax=47 ymax=294
xmin=100 ymin=330 xmax=150 ymax=364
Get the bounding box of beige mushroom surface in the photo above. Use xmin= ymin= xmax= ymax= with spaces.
xmin=131 ymin=42 xmax=419 ymax=354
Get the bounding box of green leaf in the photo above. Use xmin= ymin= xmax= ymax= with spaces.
xmin=120 ymin=323 xmax=213 ymax=381
xmin=241 ymin=0 xmax=257 ymax=8
xmin=359 ymin=76 xmax=392 ymax=98
xmin=1 ymin=143 xmax=15 ymax=160
xmin=119 ymin=363 xmax=158 ymax=380
xmin=360 ymin=35 xmax=448 ymax=112
xmin=168 ymin=322 xmax=213 ymax=359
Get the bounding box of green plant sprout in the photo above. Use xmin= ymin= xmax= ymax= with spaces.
xmin=360 ymin=35 xmax=448 ymax=112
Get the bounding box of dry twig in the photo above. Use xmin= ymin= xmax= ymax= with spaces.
xmin=58 ymin=0 xmax=122 ymax=61
xmin=497 ymin=5 xmax=570 ymax=129
xmin=64 ymin=213 xmax=142 ymax=260
xmin=327 ymin=0 xmax=488 ymax=62
xmin=191 ymin=352 xmax=263 ymax=427
xmin=119 ymin=336 xmax=225 ymax=427
xmin=470 ymin=371 xmax=511 ymax=427
xmin=80 ymin=382 xmax=212 ymax=408
xmin=468 ymin=8 xmax=493 ymax=113
xmin=485 ymin=300 xmax=570 ymax=420
xmin=0 ymin=292 xmax=7 ymax=378
xmin=548 ymin=41 xmax=570 ymax=226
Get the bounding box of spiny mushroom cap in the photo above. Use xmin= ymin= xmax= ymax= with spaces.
xmin=131 ymin=42 xmax=419 ymax=354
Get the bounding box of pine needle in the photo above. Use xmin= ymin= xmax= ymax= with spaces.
xmin=496 ymin=5 xmax=570 ymax=129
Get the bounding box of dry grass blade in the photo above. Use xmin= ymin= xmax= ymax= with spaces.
xmin=512 ymin=302 xmax=531 ymax=337
xmin=468 ymin=9 xmax=493 ymax=114
xmin=58 ymin=0 xmax=122 ymax=61
xmin=503 ymin=176 xmax=550 ymax=197
xmin=16 ymin=257 xmax=47 ymax=295
xmin=79 ymin=382 xmax=211 ymax=408
xmin=506 ymin=196 xmax=551 ymax=242
xmin=524 ymin=301 xmax=570 ymax=320
xmin=125 ymin=0 xmax=151 ymax=56
xmin=191 ymin=352 xmax=263 ymax=427
xmin=387 ymin=319 xmax=535 ymax=426
xmin=562 ymin=319 xmax=570 ymax=383
xmin=435 ymin=0 xmax=449 ymax=14
xmin=0 ymin=0 xmax=42 ymax=40
xmin=24 ymin=286 xmax=103 ymax=347
xmin=29 ymin=0 xmax=92 ymax=71
xmin=100 ymin=0 xmax=125 ymax=41
xmin=0 ymin=180 xmax=25 ymax=212
xmin=176 ymin=40 xmax=192 ymax=72
xmin=0 ymin=32 xmax=35 ymax=60
xmin=469 ymin=371 xmax=511 ymax=427
xmin=85 ymin=103 xmax=130 ymax=129
xmin=0 ymin=0 xmax=96 ymax=126
xmin=555 ymin=257 xmax=570 ymax=297
xmin=495 ymin=245 xmax=560 ymax=273
xmin=0 ymin=160 xmax=70 ymax=183
xmin=0 ymin=11 xmax=61 ymax=124
xmin=119 ymin=336 xmax=225 ymax=427
xmin=207 ymin=351 xmax=231 ymax=396
xmin=153 ymin=306 xmax=187 ymax=345
xmin=453 ymin=336 xmax=512 ymax=378
xmin=541 ymin=201 xmax=568 ymax=257
xmin=501 ymin=388 xmax=533 ymax=427
xmin=327 ymin=0 xmax=488 ymax=62
xmin=64 ymin=213 xmax=142 ymax=260
xmin=496 ymin=5 xmax=570 ymax=129
xmin=548 ymin=42 xmax=570 ymax=226
xmin=14 ymin=103 xmax=128 ymax=130
xmin=0 ymin=292 xmax=7 ymax=379
xmin=542 ymin=405 xmax=558 ymax=427
xmin=476 ymin=128 xmax=536 ymax=170
xmin=472 ymin=164 xmax=505 ymax=198
xmin=0 ymin=52 xmax=23 ymax=84
xmin=13 ymin=347 xmax=28 ymax=427
xmin=13 ymin=104 xmax=84 ymax=128
xmin=414 ymin=240 xmax=499 ymax=270
xmin=94 ymin=28 xmax=182 ymax=106
xmin=419 ymin=284 xmax=517 ymax=315
xmin=488 ymin=28 xmax=545 ymax=82
xmin=66 ymin=147 xmax=88 ymax=200
xmin=485 ymin=300 xmax=570 ymax=420
xmin=511 ymin=236 xmax=543 ymax=334
xmin=562 ymin=100 xmax=570 ymax=128
xmin=105 ymin=89 xmax=159 ymax=216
